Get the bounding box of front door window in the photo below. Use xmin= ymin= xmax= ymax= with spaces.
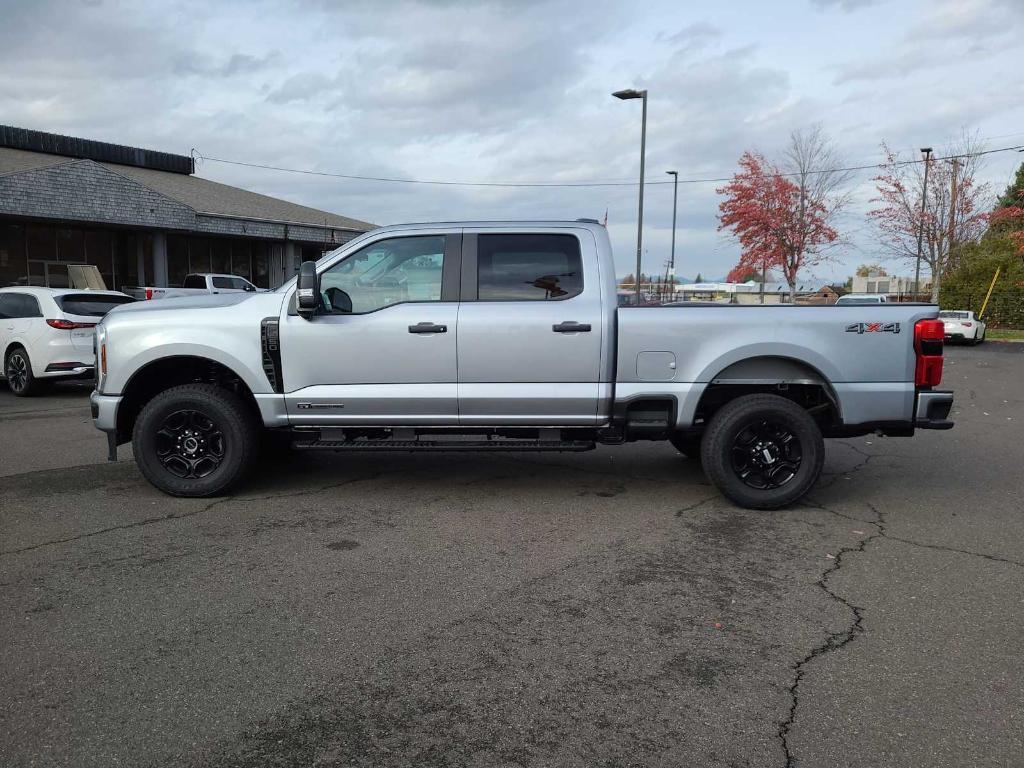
xmin=318 ymin=235 xmax=446 ymax=314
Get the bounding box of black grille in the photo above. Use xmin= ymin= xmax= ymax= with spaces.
xmin=260 ymin=318 xmax=283 ymax=393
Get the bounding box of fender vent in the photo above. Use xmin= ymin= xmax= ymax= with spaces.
xmin=261 ymin=318 xmax=283 ymax=393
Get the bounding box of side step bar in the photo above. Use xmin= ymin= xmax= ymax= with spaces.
xmin=293 ymin=439 xmax=596 ymax=453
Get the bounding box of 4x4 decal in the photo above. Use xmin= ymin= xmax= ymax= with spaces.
xmin=846 ymin=322 xmax=901 ymax=334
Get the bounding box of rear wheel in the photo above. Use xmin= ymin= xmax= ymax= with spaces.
xmin=132 ymin=383 xmax=258 ymax=497
xmin=5 ymin=347 xmax=39 ymax=397
xmin=701 ymin=394 xmax=824 ymax=510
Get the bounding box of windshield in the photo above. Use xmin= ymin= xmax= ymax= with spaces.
xmin=939 ymin=311 xmax=969 ymax=319
xmin=55 ymin=294 xmax=136 ymax=317
xmin=838 ymin=297 xmax=882 ymax=305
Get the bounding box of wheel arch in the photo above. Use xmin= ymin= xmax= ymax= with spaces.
xmin=693 ymin=355 xmax=842 ymax=427
xmin=115 ymin=355 xmax=260 ymax=444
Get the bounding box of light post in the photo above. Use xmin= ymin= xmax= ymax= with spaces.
xmin=913 ymin=147 xmax=933 ymax=298
xmin=666 ymin=170 xmax=678 ymax=300
xmin=613 ymin=88 xmax=647 ymax=305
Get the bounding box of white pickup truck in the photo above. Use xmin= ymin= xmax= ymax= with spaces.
xmin=91 ymin=221 xmax=954 ymax=509
xmin=125 ymin=273 xmax=260 ymax=301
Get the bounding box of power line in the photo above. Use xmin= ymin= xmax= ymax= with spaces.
xmin=195 ymin=144 xmax=1024 ymax=190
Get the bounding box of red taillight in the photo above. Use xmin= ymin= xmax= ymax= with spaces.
xmin=46 ymin=319 xmax=96 ymax=330
xmin=914 ymin=318 xmax=944 ymax=388
xmin=145 ymin=288 xmax=153 ymax=300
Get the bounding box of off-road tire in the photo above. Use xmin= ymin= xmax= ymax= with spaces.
xmin=4 ymin=346 xmax=39 ymax=397
xmin=701 ymin=393 xmax=824 ymax=510
xmin=132 ymin=383 xmax=258 ymax=497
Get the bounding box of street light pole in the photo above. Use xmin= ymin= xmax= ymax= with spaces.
xmin=666 ymin=170 xmax=678 ymax=300
xmin=913 ymin=147 xmax=933 ymax=298
xmin=613 ymin=88 xmax=648 ymax=305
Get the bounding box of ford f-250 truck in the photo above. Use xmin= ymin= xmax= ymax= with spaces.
xmin=124 ymin=273 xmax=260 ymax=301
xmin=90 ymin=221 xmax=953 ymax=509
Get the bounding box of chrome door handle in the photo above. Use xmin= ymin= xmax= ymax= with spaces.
xmin=552 ymin=321 xmax=591 ymax=333
xmin=408 ymin=322 xmax=447 ymax=334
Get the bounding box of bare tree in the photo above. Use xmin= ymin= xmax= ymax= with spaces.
xmin=869 ymin=134 xmax=990 ymax=302
xmin=781 ymin=124 xmax=854 ymax=299
xmin=718 ymin=125 xmax=851 ymax=302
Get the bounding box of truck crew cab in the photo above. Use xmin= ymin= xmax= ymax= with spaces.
xmin=91 ymin=221 xmax=953 ymax=509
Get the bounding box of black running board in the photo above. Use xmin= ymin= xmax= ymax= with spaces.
xmin=293 ymin=439 xmax=596 ymax=453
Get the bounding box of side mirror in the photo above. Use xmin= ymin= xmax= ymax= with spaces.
xmin=296 ymin=261 xmax=319 ymax=317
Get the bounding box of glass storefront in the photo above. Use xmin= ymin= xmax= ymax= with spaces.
xmin=164 ymin=234 xmax=274 ymax=288
xmin=1 ymin=223 xmax=280 ymax=290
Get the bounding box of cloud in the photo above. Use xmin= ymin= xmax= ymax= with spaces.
xmin=1 ymin=0 xmax=1022 ymax=281
xmin=810 ymin=0 xmax=878 ymax=10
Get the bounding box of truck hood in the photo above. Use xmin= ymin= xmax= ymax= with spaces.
xmin=108 ymin=292 xmax=282 ymax=315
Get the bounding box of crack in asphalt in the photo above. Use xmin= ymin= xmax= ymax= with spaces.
xmin=780 ymin=488 xmax=1023 ymax=766
xmin=0 ymin=471 xmax=387 ymax=558
xmin=777 ymin=500 xmax=886 ymax=767
xmin=805 ymin=499 xmax=1024 ymax=569
xmin=0 ymin=497 xmax=233 ymax=556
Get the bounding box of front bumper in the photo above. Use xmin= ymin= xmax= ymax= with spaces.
xmin=915 ymin=390 xmax=954 ymax=430
xmin=90 ymin=390 xmax=121 ymax=432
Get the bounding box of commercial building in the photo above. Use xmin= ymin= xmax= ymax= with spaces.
xmin=0 ymin=126 xmax=374 ymax=291
xmin=850 ymin=272 xmax=932 ymax=299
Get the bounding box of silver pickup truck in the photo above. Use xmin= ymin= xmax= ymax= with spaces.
xmin=91 ymin=221 xmax=953 ymax=509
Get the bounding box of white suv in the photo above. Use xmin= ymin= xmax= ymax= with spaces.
xmin=1 ymin=287 xmax=135 ymax=396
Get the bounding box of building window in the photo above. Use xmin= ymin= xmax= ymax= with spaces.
xmin=167 ymin=234 xmax=189 ymax=287
xmin=0 ymin=223 xmax=26 ymax=287
xmin=56 ymin=228 xmax=85 ymax=263
xmin=188 ymin=238 xmax=212 ymax=275
xmin=211 ymin=238 xmax=230 ymax=274
xmin=252 ymin=242 xmax=269 ymax=288
xmin=866 ymin=281 xmax=876 ymax=293
xmin=84 ymin=229 xmax=114 ymax=288
xmin=231 ymin=241 xmax=252 ymax=281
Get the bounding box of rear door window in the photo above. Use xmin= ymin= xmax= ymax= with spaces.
xmin=0 ymin=293 xmax=42 ymax=318
xmin=56 ymin=294 xmax=136 ymax=317
xmin=183 ymin=275 xmax=207 ymax=289
xmin=476 ymin=234 xmax=583 ymax=301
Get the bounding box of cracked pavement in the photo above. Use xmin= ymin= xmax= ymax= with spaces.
xmin=1 ymin=344 xmax=1022 ymax=767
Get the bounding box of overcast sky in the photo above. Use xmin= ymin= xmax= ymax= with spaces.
xmin=2 ymin=0 xmax=1023 ymax=280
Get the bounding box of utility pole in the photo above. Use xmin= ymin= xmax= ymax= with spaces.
xmin=947 ymin=157 xmax=960 ymax=255
xmin=913 ymin=147 xmax=933 ymax=299
xmin=666 ymin=170 xmax=679 ymax=299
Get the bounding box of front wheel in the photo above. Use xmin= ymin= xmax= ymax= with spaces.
xmin=132 ymin=383 xmax=258 ymax=497
xmin=701 ymin=394 xmax=824 ymax=510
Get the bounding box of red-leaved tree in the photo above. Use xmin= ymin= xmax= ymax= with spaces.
xmin=869 ymin=137 xmax=990 ymax=302
xmin=718 ymin=127 xmax=847 ymax=301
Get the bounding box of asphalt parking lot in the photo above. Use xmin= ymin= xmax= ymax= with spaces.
xmin=1 ymin=344 xmax=1022 ymax=768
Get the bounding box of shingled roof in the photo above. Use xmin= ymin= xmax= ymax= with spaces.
xmin=0 ymin=136 xmax=374 ymax=233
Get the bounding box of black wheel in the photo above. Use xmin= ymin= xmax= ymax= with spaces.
xmin=668 ymin=432 xmax=703 ymax=460
xmin=132 ymin=383 xmax=258 ymax=497
xmin=5 ymin=347 xmax=39 ymax=397
xmin=701 ymin=394 xmax=824 ymax=510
